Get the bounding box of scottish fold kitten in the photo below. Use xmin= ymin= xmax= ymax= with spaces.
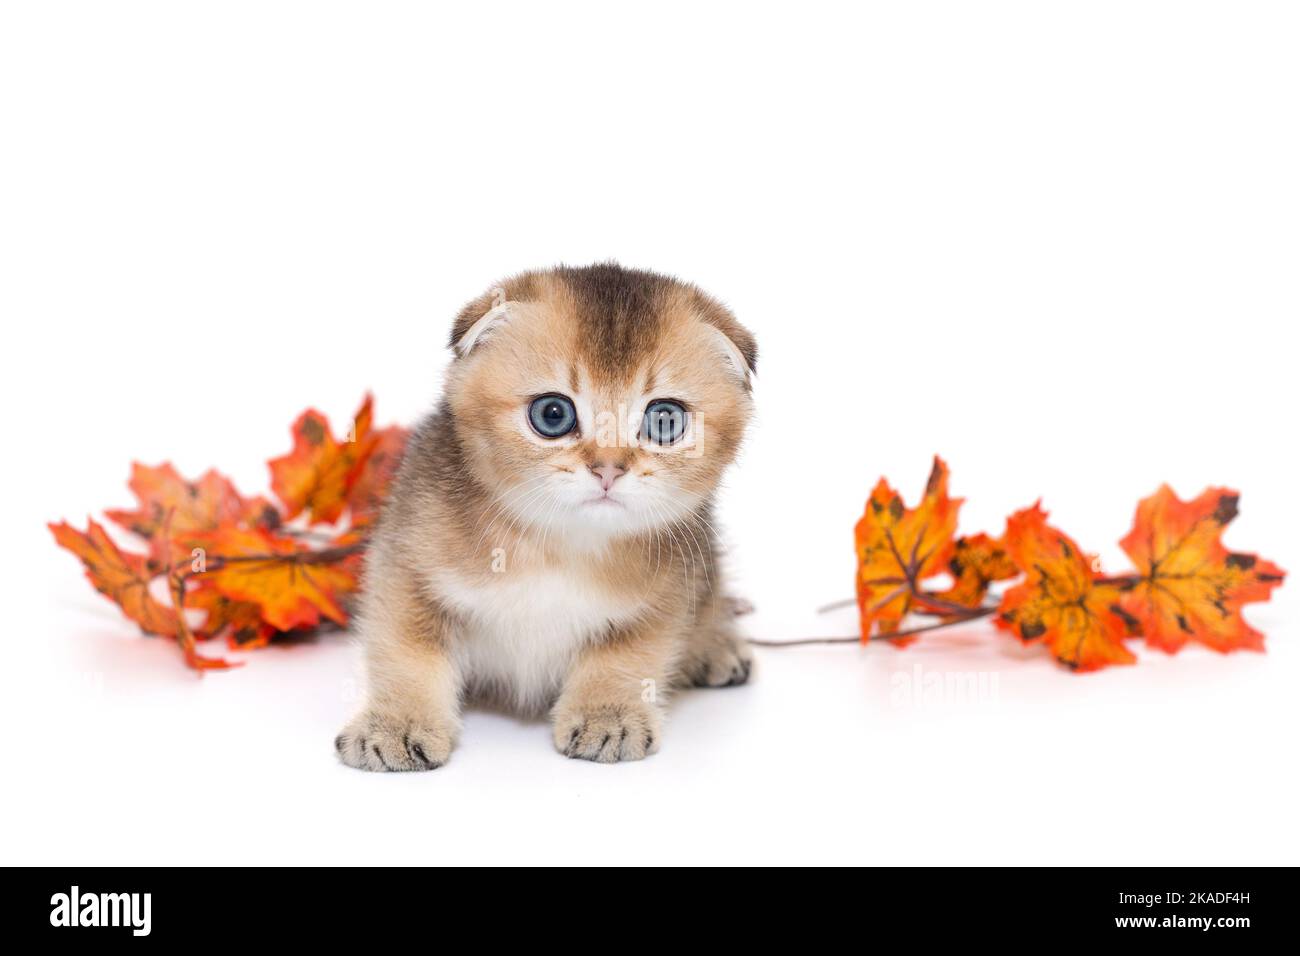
xmin=336 ymin=263 xmax=756 ymax=769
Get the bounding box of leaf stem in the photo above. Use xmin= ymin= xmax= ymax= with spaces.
xmin=186 ymin=542 xmax=365 ymax=577
xmin=815 ymin=597 xmax=857 ymax=613
xmin=817 ymin=589 xmax=992 ymax=617
xmin=148 ymin=540 xmax=367 ymax=582
xmin=748 ymin=605 xmax=996 ymax=647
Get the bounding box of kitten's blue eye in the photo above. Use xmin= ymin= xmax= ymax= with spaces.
xmin=643 ymin=400 xmax=688 ymax=445
xmin=528 ymin=394 xmax=578 ymax=438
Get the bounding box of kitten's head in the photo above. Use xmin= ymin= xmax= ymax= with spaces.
xmin=445 ymin=263 xmax=756 ymax=542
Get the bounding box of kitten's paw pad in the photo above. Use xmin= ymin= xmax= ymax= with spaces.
xmin=553 ymin=705 xmax=661 ymax=763
xmin=335 ymin=714 xmax=453 ymax=772
xmin=690 ymin=640 xmax=754 ymax=688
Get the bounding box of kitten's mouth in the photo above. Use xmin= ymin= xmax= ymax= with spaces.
xmin=582 ymin=494 xmax=623 ymax=508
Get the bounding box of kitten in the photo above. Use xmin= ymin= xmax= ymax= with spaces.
xmin=335 ymin=263 xmax=756 ymax=769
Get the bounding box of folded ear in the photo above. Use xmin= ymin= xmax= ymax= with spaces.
xmin=702 ymin=312 xmax=758 ymax=386
xmin=449 ymin=287 xmax=512 ymax=356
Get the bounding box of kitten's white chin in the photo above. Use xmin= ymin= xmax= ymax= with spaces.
xmin=510 ymin=489 xmax=699 ymax=546
xmin=580 ymin=494 xmax=624 ymax=508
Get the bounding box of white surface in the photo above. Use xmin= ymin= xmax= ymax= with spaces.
xmin=3 ymin=1 xmax=1297 ymax=865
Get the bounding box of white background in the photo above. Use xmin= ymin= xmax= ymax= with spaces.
xmin=3 ymin=1 xmax=1297 ymax=865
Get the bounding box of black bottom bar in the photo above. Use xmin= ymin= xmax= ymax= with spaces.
xmin=7 ymin=867 xmax=1291 ymax=944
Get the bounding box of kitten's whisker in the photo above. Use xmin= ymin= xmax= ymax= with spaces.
xmin=661 ymin=517 xmax=696 ymax=620
xmin=474 ymin=489 xmax=552 ymax=569
xmin=495 ymin=481 xmax=556 ymax=550
xmin=465 ymin=473 xmax=548 ymax=546
xmin=536 ymin=487 xmax=565 ymax=558
xmin=469 ymin=475 xmax=554 ymax=556
xmin=650 ymin=512 xmax=665 ymax=590
xmin=692 ymin=510 xmax=726 ymax=550
xmin=650 ymin=504 xmax=670 ymax=595
xmin=670 ymin=511 xmax=710 ymax=615
xmin=680 ymin=516 xmax=713 ymax=591
xmin=642 ymin=500 xmax=669 ymax=593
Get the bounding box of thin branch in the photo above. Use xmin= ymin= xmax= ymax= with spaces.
xmin=815 ymin=597 xmax=857 ymax=614
xmin=817 ymin=588 xmax=996 ymax=617
xmin=276 ymin=527 xmax=342 ymax=544
xmin=149 ymin=540 xmax=368 ymax=582
xmin=161 ymin=508 xmax=224 ymax=669
xmin=188 ymin=542 xmax=365 ymax=575
xmin=749 ymin=606 xmax=996 ymax=647
xmin=912 ymin=590 xmax=985 ymax=616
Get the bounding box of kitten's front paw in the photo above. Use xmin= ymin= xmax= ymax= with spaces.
xmin=553 ymin=703 xmax=661 ymax=763
xmin=335 ymin=712 xmax=453 ymax=772
xmin=687 ymin=635 xmax=754 ymax=688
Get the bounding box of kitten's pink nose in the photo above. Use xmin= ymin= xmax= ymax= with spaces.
xmin=589 ymin=461 xmax=627 ymax=492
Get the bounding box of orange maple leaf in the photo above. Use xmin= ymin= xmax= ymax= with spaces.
xmin=1118 ymin=485 xmax=1286 ymax=653
xmin=347 ymin=423 xmax=408 ymax=524
xmin=52 ymin=396 xmax=405 ymax=671
xmin=936 ymin=532 xmax=1018 ymax=608
xmin=996 ymin=504 xmax=1136 ymax=672
xmin=188 ymin=588 xmax=278 ymax=650
xmin=268 ymin=394 xmax=389 ymax=524
xmin=190 ymin=526 xmax=357 ymax=631
xmin=105 ymin=462 xmax=277 ymax=559
xmin=854 ymin=456 xmax=962 ymax=643
xmin=49 ymin=519 xmax=179 ymax=637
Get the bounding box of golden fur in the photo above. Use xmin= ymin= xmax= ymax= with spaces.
xmin=336 ymin=263 xmax=756 ymax=769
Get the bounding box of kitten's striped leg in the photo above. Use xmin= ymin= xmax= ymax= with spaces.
xmin=551 ymin=621 xmax=677 ymax=763
xmin=678 ymin=591 xmax=754 ymax=688
xmin=335 ymin=568 xmax=462 ymax=772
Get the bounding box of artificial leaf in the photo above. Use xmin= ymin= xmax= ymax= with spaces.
xmin=347 ymin=423 xmax=408 ymax=524
xmin=268 ymin=395 xmax=381 ymax=524
xmin=997 ymin=504 xmax=1135 ymax=672
xmin=188 ymin=588 xmax=278 ymax=650
xmin=52 ymin=395 xmax=402 ymax=671
xmin=166 ymin=576 xmax=238 ymax=670
xmin=1118 ymin=485 xmax=1286 ymax=654
xmin=937 ymin=533 xmax=1018 ymax=608
xmin=854 ymin=456 xmax=962 ymax=643
xmin=49 ymin=519 xmax=178 ymax=636
xmin=192 ymin=526 xmax=356 ymax=631
xmin=105 ymin=462 xmax=277 ymax=560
